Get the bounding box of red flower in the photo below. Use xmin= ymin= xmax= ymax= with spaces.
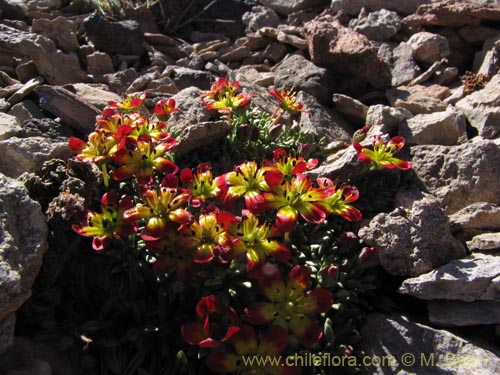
xmin=353 ymin=135 xmax=412 ymax=170
xmin=181 ymin=295 xmax=240 ymax=348
xmin=154 ymin=98 xmax=178 ymax=121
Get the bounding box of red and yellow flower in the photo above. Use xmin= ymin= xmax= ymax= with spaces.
xmin=69 ymin=131 xmax=119 ymax=163
xmin=180 ymin=163 xmax=219 ymax=207
xmin=269 ymin=88 xmax=307 ymax=115
xmin=353 ymin=135 xmax=412 ymax=170
xmin=245 ymin=265 xmax=332 ymax=347
xmin=177 ymin=211 xmax=237 ymax=263
xmin=316 ymin=178 xmax=362 ymax=222
xmin=154 ymin=98 xmax=178 ymax=121
xmin=72 ymin=191 xmax=137 ymax=251
xmin=108 ymin=92 xmax=145 ymax=112
xmin=181 ymin=295 xmax=240 ymax=348
xmin=202 ymin=78 xmax=252 ymax=114
xmin=124 ymin=187 xmax=192 ymax=241
xmin=231 ymin=211 xmax=290 ymax=275
xmin=262 ymin=173 xmax=334 ymax=233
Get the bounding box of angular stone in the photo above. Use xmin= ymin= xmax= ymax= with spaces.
xmin=399 ymin=107 xmax=466 ymax=146
xmin=169 ymin=67 xmax=214 ymax=91
xmin=473 ymin=34 xmax=500 ymax=76
xmin=330 ymin=0 xmax=431 ymax=16
xmin=0 ymin=23 xmax=32 ymax=53
xmin=304 ymin=15 xmax=391 ymax=89
xmin=307 ymin=145 xmax=365 ymax=183
xmin=467 ymin=232 xmax=500 ymax=251
xmin=332 ymin=93 xmax=368 ymax=125
xmin=391 ymin=41 xmax=422 ymax=87
xmin=409 ymin=139 xmax=500 ymax=214
xmin=276 ymin=31 xmax=307 ymax=50
xmin=62 ymin=83 xmax=122 ymax=111
xmin=105 ymin=68 xmax=140 ymax=96
xmin=408 ymin=31 xmax=450 ymax=64
xmin=0 ymin=137 xmax=72 ymax=178
xmin=83 ymin=13 xmax=144 ymax=55
xmin=366 ymin=104 xmax=412 ymax=134
xmin=0 ymin=112 xmax=21 ymax=140
xmin=274 ymin=54 xmax=332 ymax=104
xmin=297 ymin=91 xmax=353 ymax=144
xmin=399 ymin=251 xmax=500 ymax=301
xmin=361 ymin=314 xmax=500 ymax=375
xmin=242 ymin=5 xmax=282 ymax=32
xmin=403 ymin=1 xmax=500 ymax=29
xmin=455 ymin=73 xmax=500 ymax=139
xmin=6 ymin=76 xmax=44 ymax=105
xmin=15 ymin=60 xmax=38 ymax=83
xmin=19 ymin=35 xmax=87 ymax=85
xmin=386 ymin=86 xmax=448 ymax=115
xmin=31 ymin=16 xmax=79 ymax=53
xmin=0 ymin=173 xmax=48 ymax=352
xmin=86 ymin=52 xmax=114 ymax=75
xmin=359 ymin=190 xmax=466 ymax=277
xmin=351 ymin=9 xmax=401 ymax=42
xmin=450 ymin=202 xmax=500 ymax=240
xmin=173 ymin=120 xmax=231 ymax=157
xmin=262 ymin=42 xmax=288 ymax=63
xmin=7 ymin=100 xmax=44 ymax=124
xmin=167 ymin=87 xmax=215 ymax=134
xmin=219 ymin=46 xmax=252 ymax=63
xmin=428 ymin=300 xmax=500 ymax=326
xmin=261 ymin=0 xmax=325 ymax=15
xmin=35 ymin=85 xmax=100 ymax=134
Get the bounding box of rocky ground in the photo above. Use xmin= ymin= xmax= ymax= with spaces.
xmin=1 ymin=0 xmax=500 ymax=374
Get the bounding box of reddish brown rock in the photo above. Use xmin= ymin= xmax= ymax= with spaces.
xmin=403 ymin=0 xmax=500 ymax=29
xmin=304 ymin=15 xmax=391 ymax=89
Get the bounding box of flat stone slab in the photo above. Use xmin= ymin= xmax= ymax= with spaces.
xmin=428 ymin=300 xmax=500 ymax=326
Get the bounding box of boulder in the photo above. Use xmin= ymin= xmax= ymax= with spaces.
xmin=83 ymin=13 xmax=145 ymax=56
xmin=386 ymin=85 xmax=449 ymax=115
xmin=408 ymin=31 xmax=450 ymax=65
xmin=403 ymin=1 xmax=500 ymax=29
xmin=34 ymin=85 xmax=100 ymax=134
xmin=19 ymin=35 xmax=87 ymax=85
xmin=467 ymin=232 xmax=500 ymax=251
xmin=304 ymin=15 xmax=391 ymax=89
xmin=449 ymin=202 xmax=500 ymax=242
xmin=242 ymin=5 xmax=282 ymax=32
xmin=366 ymin=104 xmax=412 ymax=134
xmin=330 ymin=0 xmax=431 ymax=16
xmin=62 ymin=83 xmax=122 ymax=111
xmin=0 ymin=113 xmax=22 ymax=140
xmin=473 ymin=34 xmax=500 ymax=76
xmin=85 ymin=52 xmax=114 ymax=76
xmin=167 ymin=87 xmax=215 ymax=134
xmin=274 ymin=54 xmax=333 ymax=104
xmin=261 ymin=0 xmax=325 ymax=15
xmin=351 ymin=9 xmax=401 ymax=42
xmin=0 ymin=173 xmax=48 ymax=353
xmin=173 ymin=121 xmax=231 ymax=157
xmin=361 ymin=314 xmax=500 ymax=375
xmin=31 ymin=16 xmax=79 ymax=53
xmin=409 ymin=138 xmax=500 ymax=214
xmin=359 ymin=190 xmax=466 ymax=277
xmin=390 ymin=42 xmax=421 ymax=87
xmin=455 ymin=73 xmax=500 ymax=139
xmin=399 ymin=107 xmax=467 ymax=146
xmin=7 ymin=100 xmax=45 ymax=124
xmin=332 ymin=93 xmax=368 ymax=125
xmin=399 ymin=251 xmax=500 ymax=301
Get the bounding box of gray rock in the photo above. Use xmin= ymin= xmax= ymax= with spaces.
xmin=31 ymin=16 xmax=79 ymax=53
xmin=330 ymin=0 xmax=431 ymax=16
xmin=0 ymin=173 xmax=48 ymax=353
xmin=332 ymin=93 xmax=368 ymax=125
xmin=308 ymin=145 xmax=365 ymax=183
xmin=455 ymin=73 xmax=500 ymax=139
xmin=274 ymin=54 xmax=333 ymax=104
xmin=168 ymin=87 xmax=214 ymax=134
xmin=0 ymin=113 xmax=22 ymax=141
xmin=390 ymin=42 xmax=421 ymax=87
xmin=304 ymin=15 xmax=391 ymax=89
xmin=173 ymin=120 xmax=231 ymax=157
xmin=0 ymin=137 xmax=72 ymax=178
xmin=242 ymin=5 xmax=282 ymax=32
xmin=459 ymin=25 xmax=500 ymax=47
xmin=86 ymin=52 xmax=114 ymax=75
xmin=62 ymin=83 xmax=122 ymax=111
xmin=14 ymin=60 xmax=38 ymax=83
xmin=352 ymin=9 xmax=401 ymax=42
xmin=399 ymin=107 xmax=466 ymax=146
xmin=473 ymin=35 xmax=500 ymax=76
xmin=408 ymin=31 xmax=450 ymax=65
xmin=19 ymin=35 xmax=87 ymax=85
xmin=450 ymin=202 xmax=500 ymax=239
xmin=83 ymin=13 xmax=144 ymax=56
xmin=7 ymin=100 xmax=44 ymax=124
xmin=467 ymin=232 xmax=500 ymax=251
xmin=0 ymin=23 xmax=31 ymax=52
xmin=169 ymin=67 xmax=214 ymax=91
xmin=428 ymin=300 xmax=500 ymax=326
xmin=409 ymin=139 xmax=500 ymax=214
xmin=361 ymin=314 xmax=500 ymax=375
xmin=105 ymin=68 xmax=140 ymax=96
xmin=6 ymin=76 xmax=44 ymax=106
xmin=261 ymin=0 xmax=325 ymax=15
xmin=262 ymin=42 xmax=288 ymax=64
xmin=359 ymin=190 xmax=466 ymax=277
xmin=35 ymin=85 xmax=100 ymax=134
xmin=366 ymin=104 xmax=412 ymax=133
xmin=297 ymin=91 xmax=353 ymax=144
xmin=276 ymin=31 xmax=307 ymax=50
xmin=399 ymin=251 xmax=500 ymax=301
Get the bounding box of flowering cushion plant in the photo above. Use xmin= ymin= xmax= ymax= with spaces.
xmin=64 ymin=80 xmax=413 ymax=375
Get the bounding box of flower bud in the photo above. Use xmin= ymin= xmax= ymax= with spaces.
xmin=268 ymin=122 xmax=283 ymax=138
xmin=236 ymin=124 xmax=259 ymax=141
xmin=358 ymin=246 xmax=379 ymax=267
xmin=318 ymin=265 xmax=339 ymax=288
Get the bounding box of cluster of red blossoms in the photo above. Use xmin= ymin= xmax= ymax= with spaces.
xmin=69 ymin=80 xmax=411 ymax=374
